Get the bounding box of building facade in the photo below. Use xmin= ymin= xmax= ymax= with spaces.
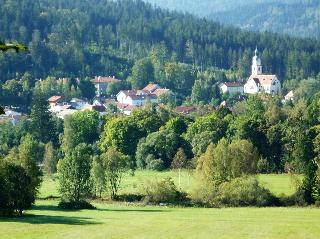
xmin=244 ymin=48 xmax=281 ymax=95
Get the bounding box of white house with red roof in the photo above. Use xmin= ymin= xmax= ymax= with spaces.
xmin=116 ymin=90 xmax=158 ymax=106
xmin=244 ymin=48 xmax=281 ymax=94
xmin=48 ymin=96 xmax=62 ymax=108
xmin=220 ymin=82 xmax=244 ymax=95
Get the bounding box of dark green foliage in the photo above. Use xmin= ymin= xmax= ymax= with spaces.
xmin=142 ymin=178 xmax=188 ymax=204
xmin=30 ymin=91 xmax=55 ymax=143
xmin=0 ymin=162 xmax=35 ymax=216
xmin=215 ymin=177 xmax=278 ymax=207
xmin=185 ymin=111 xmax=230 ymax=157
xmin=62 ymin=111 xmax=100 ymax=153
xmin=57 ymin=144 xmax=92 ymax=204
xmin=78 ymin=78 xmax=96 ymax=99
xmin=43 ymin=142 xmax=59 ymax=175
xmin=102 ymin=148 xmax=131 ymax=199
xmin=58 ymin=200 xmax=95 ymax=210
xmin=136 ymin=129 xmax=191 ymax=170
xmin=129 ymin=57 xmax=154 ymax=89
xmin=0 ymin=0 xmax=319 ymax=87
xmin=18 ymin=134 xmax=43 ymax=194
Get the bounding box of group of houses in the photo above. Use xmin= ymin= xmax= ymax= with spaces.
xmin=219 ymin=48 xmax=282 ymax=96
xmin=48 ymin=96 xmax=108 ymax=119
xmin=48 ymin=82 xmax=172 ymax=117
xmin=48 ymin=48 xmax=289 ymax=118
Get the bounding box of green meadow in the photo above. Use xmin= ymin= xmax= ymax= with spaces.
xmin=1 ymin=171 xmax=320 ymax=239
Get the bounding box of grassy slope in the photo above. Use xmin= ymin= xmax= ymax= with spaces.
xmin=3 ymin=172 xmax=317 ymax=239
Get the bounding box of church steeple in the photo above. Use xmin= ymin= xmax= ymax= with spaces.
xmin=252 ymin=47 xmax=262 ymax=75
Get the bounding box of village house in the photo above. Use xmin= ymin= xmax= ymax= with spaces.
xmin=115 ymin=83 xmax=171 ymax=115
xmin=93 ymin=76 xmax=121 ymax=97
xmin=70 ymin=98 xmax=90 ymax=110
xmin=284 ymin=90 xmax=294 ymax=102
xmin=244 ymin=48 xmax=281 ymax=94
xmin=48 ymin=96 xmax=62 ymax=108
xmin=219 ymin=82 xmax=244 ymax=95
xmin=116 ymin=90 xmax=158 ymax=106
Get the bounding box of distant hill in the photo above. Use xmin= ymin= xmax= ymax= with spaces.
xmin=0 ymin=0 xmax=319 ymax=84
xmin=144 ymin=0 xmax=320 ymax=38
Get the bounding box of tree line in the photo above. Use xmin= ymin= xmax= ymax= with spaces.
xmin=2 ymin=88 xmax=320 ymax=212
xmin=0 ymin=0 xmax=320 ymax=85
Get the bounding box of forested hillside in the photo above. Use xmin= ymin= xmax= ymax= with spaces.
xmin=144 ymin=0 xmax=320 ymax=39
xmin=0 ymin=0 xmax=320 ymax=97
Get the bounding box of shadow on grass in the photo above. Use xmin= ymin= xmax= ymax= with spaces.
xmin=97 ymin=208 xmax=170 ymax=213
xmin=0 ymin=214 xmax=100 ymax=225
xmin=33 ymin=203 xmax=170 ymax=213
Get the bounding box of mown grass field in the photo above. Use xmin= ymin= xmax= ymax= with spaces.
xmin=2 ymin=171 xmax=319 ymax=239
xmin=39 ymin=170 xmax=301 ymax=198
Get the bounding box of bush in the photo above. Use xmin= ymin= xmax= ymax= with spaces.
xmin=113 ymin=194 xmax=144 ymax=202
xmin=58 ymin=200 xmax=96 ymax=210
xmin=142 ymin=178 xmax=188 ymax=205
xmin=279 ymin=188 xmax=308 ymax=206
xmin=215 ymin=177 xmax=278 ymax=207
xmin=192 ymin=177 xmax=278 ymax=207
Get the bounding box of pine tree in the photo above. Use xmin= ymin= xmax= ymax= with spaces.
xmin=30 ymin=90 xmax=55 ymax=143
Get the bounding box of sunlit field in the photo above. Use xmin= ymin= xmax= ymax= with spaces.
xmin=2 ymin=171 xmax=319 ymax=239
xmin=39 ymin=170 xmax=301 ymax=198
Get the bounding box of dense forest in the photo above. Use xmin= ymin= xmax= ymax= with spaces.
xmin=145 ymin=0 xmax=320 ymax=39
xmin=0 ymin=0 xmax=320 ymax=85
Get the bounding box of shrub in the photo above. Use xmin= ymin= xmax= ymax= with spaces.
xmin=142 ymin=178 xmax=188 ymax=204
xmin=215 ymin=177 xmax=278 ymax=207
xmin=191 ymin=177 xmax=278 ymax=207
xmin=279 ymin=188 xmax=308 ymax=206
xmin=58 ymin=200 xmax=95 ymax=210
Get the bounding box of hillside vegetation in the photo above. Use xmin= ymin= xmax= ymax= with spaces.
xmin=0 ymin=0 xmax=319 ymax=86
xmin=144 ymin=0 xmax=320 ymax=38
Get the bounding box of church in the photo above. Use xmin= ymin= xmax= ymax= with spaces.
xmin=244 ymin=48 xmax=281 ymax=94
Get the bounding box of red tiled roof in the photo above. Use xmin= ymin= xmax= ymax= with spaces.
xmin=143 ymin=83 xmax=160 ymax=92
xmin=116 ymin=103 xmax=136 ymax=111
xmin=93 ymin=76 xmax=121 ymax=83
xmin=48 ymin=96 xmax=62 ymax=102
xmin=222 ymin=82 xmax=243 ymax=87
xmin=153 ymin=88 xmax=170 ymax=97
xmin=176 ymin=106 xmax=197 ymax=114
xmin=119 ymin=90 xmax=158 ymax=100
xmin=248 ymin=75 xmax=277 ymax=86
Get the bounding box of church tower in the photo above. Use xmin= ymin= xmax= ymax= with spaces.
xmin=252 ymin=47 xmax=262 ymax=76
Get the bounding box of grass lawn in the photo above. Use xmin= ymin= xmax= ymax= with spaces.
xmin=39 ymin=171 xmax=300 ymax=198
xmin=3 ymin=171 xmax=316 ymax=239
xmin=1 ymin=200 xmax=320 ymax=239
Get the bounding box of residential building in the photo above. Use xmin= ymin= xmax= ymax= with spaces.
xmin=48 ymin=96 xmax=62 ymax=108
xmin=116 ymin=90 xmax=158 ymax=106
xmin=244 ymin=48 xmax=281 ymax=94
xmin=220 ymin=82 xmax=244 ymax=95
xmin=284 ymin=91 xmax=294 ymax=102
xmin=93 ymin=76 xmax=121 ymax=97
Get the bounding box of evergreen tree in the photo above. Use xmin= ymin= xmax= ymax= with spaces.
xmin=30 ymin=90 xmax=55 ymax=143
